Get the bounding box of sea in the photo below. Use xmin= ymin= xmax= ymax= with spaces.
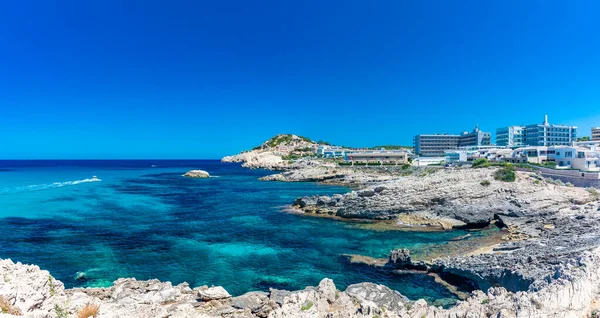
xmin=0 ymin=160 xmax=486 ymax=307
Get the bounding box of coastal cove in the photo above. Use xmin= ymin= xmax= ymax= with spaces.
xmin=0 ymin=160 xmax=491 ymax=307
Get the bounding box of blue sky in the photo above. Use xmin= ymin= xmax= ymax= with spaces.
xmin=1 ymin=0 xmax=599 ymax=159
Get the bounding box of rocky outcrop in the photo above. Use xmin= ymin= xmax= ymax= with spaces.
xmin=222 ymin=134 xmax=317 ymax=170
xmin=259 ymin=165 xmax=401 ymax=184
xmin=5 ymin=255 xmax=600 ymax=318
xmin=184 ymin=170 xmax=210 ymax=178
xmin=293 ymin=168 xmax=595 ymax=228
xmin=388 ymin=249 xmax=412 ymax=268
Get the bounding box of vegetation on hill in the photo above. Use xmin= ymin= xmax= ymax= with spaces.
xmin=472 ymin=158 xmax=489 ymax=167
xmin=578 ymin=136 xmax=591 ymax=142
xmin=265 ymin=134 xmax=313 ymax=147
xmin=494 ymin=166 xmax=516 ymax=182
xmin=251 ymin=134 xmax=315 ymax=150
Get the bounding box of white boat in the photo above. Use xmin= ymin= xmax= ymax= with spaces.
xmin=92 ymin=176 xmax=99 ymax=181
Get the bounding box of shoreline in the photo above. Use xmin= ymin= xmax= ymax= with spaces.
xmin=2 ymin=140 xmax=600 ymax=316
xmin=218 ymin=139 xmax=600 ymax=317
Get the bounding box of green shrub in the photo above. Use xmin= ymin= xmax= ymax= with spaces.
xmin=301 ymin=301 xmax=313 ymax=311
xmin=481 ymin=297 xmax=489 ymax=304
xmin=48 ymin=276 xmax=56 ymax=296
xmin=472 ymin=158 xmax=489 ymax=167
xmin=54 ymin=304 xmax=68 ymax=318
xmin=294 ymin=147 xmax=313 ymax=152
xmin=494 ymin=166 xmax=516 ymax=182
xmin=480 ymin=180 xmax=491 ymax=186
xmin=281 ymin=154 xmax=301 ymax=161
xmin=543 ymin=161 xmax=557 ymax=168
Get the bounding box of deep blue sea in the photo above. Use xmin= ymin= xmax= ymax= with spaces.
xmin=0 ymin=160 xmax=484 ymax=306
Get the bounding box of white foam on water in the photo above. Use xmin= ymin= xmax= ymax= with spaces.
xmin=0 ymin=178 xmax=102 ymax=194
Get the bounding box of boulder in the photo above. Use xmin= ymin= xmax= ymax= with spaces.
xmin=197 ymin=286 xmax=231 ymax=300
xmin=389 ymin=249 xmax=411 ymax=268
xmin=184 ymin=170 xmax=210 ymax=178
xmin=345 ymin=282 xmax=409 ymax=312
xmin=231 ymin=291 xmax=270 ymax=314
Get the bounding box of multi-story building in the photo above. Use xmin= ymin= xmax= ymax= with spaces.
xmin=523 ymin=115 xmax=577 ymax=147
xmin=414 ymin=134 xmax=460 ymax=157
xmin=593 ymin=127 xmax=600 ymax=141
xmin=458 ymin=126 xmax=491 ymax=148
xmin=414 ymin=126 xmax=491 ymax=156
xmin=496 ymin=126 xmax=524 ymax=147
xmin=554 ymin=146 xmax=599 ymax=171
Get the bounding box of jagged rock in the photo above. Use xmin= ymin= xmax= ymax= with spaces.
xmin=268 ymin=288 xmax=291 ymax=306
xmin=345 ymin=282 xmax=409 ymax=312
xmin=294 ymin=168 xmax=595 ymax=228
xmin=231 ymin=291 xmax=274 ymax=316
xmin=389 ymin=249 xmax=411 ymax=268
xmin=316 ymin=196 xmax=332 ymax=206
xmin=197 ymin=286 xmax=231 ymax=300
xmin=4 ymin=256 xmax=600 ymax=317
xmin=317 ymin=278 xmax=337 ymax=302
xmin=184 ymin=170 xmax=210 ymax=178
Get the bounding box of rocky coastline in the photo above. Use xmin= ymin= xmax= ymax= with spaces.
xmin=3 ymin=136 xmax=600 ymax=317
xmin=220 ymin=135 xmax=600 ymax=317
xmin=4 ymin=240 xmax=600 ymax=317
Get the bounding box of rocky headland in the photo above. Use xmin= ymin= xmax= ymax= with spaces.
xmin=221 ymin=134 xmax=317 ymax=170
xmin=292 ymin=167 xmax=597 ymax=228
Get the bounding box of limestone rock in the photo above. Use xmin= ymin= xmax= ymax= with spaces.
xmin=345 ymin=282 xmax=409 ymax=312
xmin=222 ymin=134 xmax=317 ymax=170
xmin=197 ymin=286 xmax=231 ymax=300
xmin=184 ymin=170 xmax=210 ymax=178
xmin=294 ymin=168 xmax=595 ymax=228
xmin=389 ymin=249 xmax=411 ymax=268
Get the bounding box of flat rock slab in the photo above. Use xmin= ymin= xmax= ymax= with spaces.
xmin=197 ymin=286 xmax=231 ymax=300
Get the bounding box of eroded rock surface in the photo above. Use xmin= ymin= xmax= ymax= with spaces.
xmin=222 ymin=134 xmax=316 ymax=170
xmin=3 ymin=255 xmax=600 ymax=317
xmin=293 ymin=168 xmax=594 ymax=227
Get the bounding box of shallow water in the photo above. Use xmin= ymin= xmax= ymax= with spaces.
xmin=0 ymin=160 xmax=488 ymax=306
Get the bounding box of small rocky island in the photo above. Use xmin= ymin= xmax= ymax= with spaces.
xmin=184 ymin=170 xmax=210 ymax=178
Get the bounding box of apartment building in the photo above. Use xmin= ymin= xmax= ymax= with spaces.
xmin=414 ymin=126 xmax=491 ymax=156
xmin=593 ymin=127 xmax=600 ymax=141
xmin=496 ymin=126 xmax=524 ymax=147
xmin=523 ymin=115 xmax=577 ymax=146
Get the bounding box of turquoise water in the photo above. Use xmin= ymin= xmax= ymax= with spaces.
xmin=0 ymin=160 xmax=481 ymax=306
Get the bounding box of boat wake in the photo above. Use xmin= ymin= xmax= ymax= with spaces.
xmin=0 ymin=178 xmax=102 ymax=195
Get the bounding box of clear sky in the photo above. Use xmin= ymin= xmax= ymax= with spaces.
xmin=1 ymin=0 xmax=599 ymax=159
